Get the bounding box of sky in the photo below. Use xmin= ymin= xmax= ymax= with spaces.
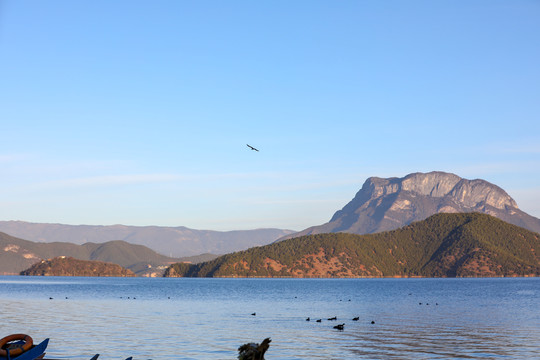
xmin=1 ymin=0 xmax=539 ymax=231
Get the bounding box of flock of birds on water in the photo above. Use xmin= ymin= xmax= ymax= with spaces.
xmin=250 ymin=311 xmax=374 ymax=332
xmin=307 ymin=316 xmax=373 ymax=331
xmin=48 ymin=294 xmax=438 ymax=333
xmin=247 ymin=294 xmax=439 ymax=332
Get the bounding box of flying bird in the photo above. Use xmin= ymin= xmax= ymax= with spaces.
xmin=247 ymin=144 xmax=259 ymax=152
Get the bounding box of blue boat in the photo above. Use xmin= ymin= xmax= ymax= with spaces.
xmin=0 ymin=335 xmax=131 ymax=360
xmin=0 ymin=336 xmax=48 ymax=360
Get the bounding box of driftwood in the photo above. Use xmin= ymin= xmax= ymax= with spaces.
xmin=238 ymin=338 xmax=271 ymax=360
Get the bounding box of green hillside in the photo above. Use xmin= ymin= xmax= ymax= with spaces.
xmin=20 ymin=256 xmax=135 ymax=277
xmin=0 ymin=233 xmax=179 ymax=275
xmin=164 ymin=213 xmax=540 ymax=278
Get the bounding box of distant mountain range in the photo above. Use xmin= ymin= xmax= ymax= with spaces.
xmin=3 ymin=171 xmax=540 ymax=278
xmin=284 ymin=171 xmax=540 ymax=239
xmin=0 ymin=222 xmax=295 ymax=257
xmin=0 ymin=232 xmax=182 ymax=276
xmin=164 ymin=213 xmax=540 ymax=278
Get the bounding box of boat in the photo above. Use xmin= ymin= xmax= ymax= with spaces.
xmin=0 ymin=335 xmax=48 ymax=360
xmin=0 ymin=335 xmax=132 ymax=360
xmin=2 ymin=333 xmax=265 ymax=359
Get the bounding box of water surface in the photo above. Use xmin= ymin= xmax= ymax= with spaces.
xmin=0 ymin=277 xmax=538 ymax=359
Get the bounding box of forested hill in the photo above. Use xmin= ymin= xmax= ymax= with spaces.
xmin=164 ymin=213 xmax=540 ymax=278
xmin=20 ymin=257 xmax=135 ymax=277
xmin=0 ymin=233 xmax=180 ymax=276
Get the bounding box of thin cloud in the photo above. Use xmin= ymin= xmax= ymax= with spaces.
xmin=33 ymin=170 xmax=296 ymax=189
xmin=0 ymin=153 xmax=29 ymax=163
xmin=38 ymin=174 xmax=187 ymax=189
xmin=243 ymin=198 xmax=344 ymax=206
xmin=446 ymin=161 xmax=540 ymax=179
xmin=480 ymin=141 xmax=540 ymax=155
xmin=24 ymin=170 xmax=342 ymax=191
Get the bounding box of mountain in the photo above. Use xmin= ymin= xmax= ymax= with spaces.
xmin=20 ymin=256 xmax=135 ymax=277
xmin=0 ymin=232 xmax=180 ymax=276
xmin=285 ymin=171 xmax=540 ymax=239
xmin=0 ymin=222 xmax=295 ymax=257
xmin=164 ymin=213 xmax=540 ymax=278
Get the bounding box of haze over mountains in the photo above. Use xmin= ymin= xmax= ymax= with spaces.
xmin=286 ymin=171 xmax=540 ymax=239
xmin=0 ymin=231 xmax=180 ymax=275
xmin=0 ymin=222 xmax=294 ymax=257
xmin=2 ymin=171 xmax=539 ymax=273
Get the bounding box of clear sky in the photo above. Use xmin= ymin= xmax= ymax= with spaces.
xmin=1 ymin=0 xmax=539 ymax=231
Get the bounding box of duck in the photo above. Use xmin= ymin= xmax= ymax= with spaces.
xmin=333 ymin=323 xmax=345 ymax=330
xmin=327 ymin=316 xmax=337 ymax=321
xmin=352 ymin=317 xmax=359 ymax=321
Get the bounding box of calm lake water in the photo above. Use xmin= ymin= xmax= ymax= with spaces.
xmin=0 ymin=276 xmax=538 ymax=359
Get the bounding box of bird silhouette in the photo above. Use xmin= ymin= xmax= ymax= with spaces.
xmin=333 ymin=323 xmax=345 ymax=330
xmin=247 ymin=144 xmax=259 ymax=151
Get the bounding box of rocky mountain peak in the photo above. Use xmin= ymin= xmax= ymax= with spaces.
xmin=361 ymin=171 xmax=518 ymax=210
xmin=449 ymin=178 xmax=518 ymax=210
xmin=292 ymin=171 xmax=539 ymax=239
xmin=401 ymin=172 xmax=462 ymax=197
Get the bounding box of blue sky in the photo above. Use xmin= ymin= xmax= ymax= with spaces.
xmin=1 ymin=0 xmax=539 ymax=231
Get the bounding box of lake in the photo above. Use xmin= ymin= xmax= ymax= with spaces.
xmin=0 ymin=276 xmax=538 ymax=359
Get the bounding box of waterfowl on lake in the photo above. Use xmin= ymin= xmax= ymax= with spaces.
xmin=333 ymin=323 xmax=345 ymax=330
xmin=328 ymin=316 xmax=337 ymax=321
xmin=316 ymin=319 xmax=322 ymax=322
xmin=251 ymin=312 xmax=256 ymax=316
xmin=306 ymin=317 xmax=310 ymax=321
xmin=352 ymin=317 xmax=359 ymax=321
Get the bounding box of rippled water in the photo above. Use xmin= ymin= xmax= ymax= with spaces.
xmin=0 ymin=277 xmax=538 ymax=359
